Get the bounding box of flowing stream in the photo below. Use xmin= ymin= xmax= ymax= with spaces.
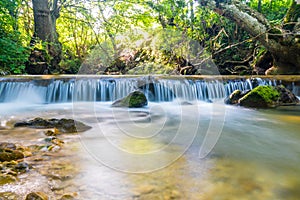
xmin=0 ymin=76 xmax=300 ymax=199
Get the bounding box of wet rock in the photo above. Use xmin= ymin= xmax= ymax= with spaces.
xmin=0 ymin=192 xmax=18 ymax=200
xmin=14 ymin=118 xmax=91 ymax=133
xmin=0 ymin=143 xmax=29 ymax=162
xmin=0 ymin=143 xmax=16 ymax=151
xmin=225 ymin=90 xmax=246 ymax=105
xmin=13 ymin=162 xmax=30 ymax=173
xmin=0 ymin=150 xmax=24 ymax=162
xmin=112 ymin=91 xmax=148 ymax=108
xmin=17 ymin=146 xmax=33 ymax=158
xmin=47 ymin=145 xmax=61 ymax=152
xmin=0 ymin=174 xmax=17 ymax=185
xmin=2 ymin=160 xmax=18 ymax=168
xmin=44 ymin=129 xmax=59 ymax=136
xmin=180 ymin=101 xmax=194 ymax=105
xmin=134 ymin=185 xmax=155 ymax=195
xmin=58 ymin=193 xmax=77 ymax=200
xmin=238 ymin=86 xmax=280 ymax=108
xmin=226 ymin=85 xmax=299 ymax=108
xmin=40 ymin=161 xmax=77 ymax=181
xmin=25 ymin=192 xmax=48 ymax=200
xmin=275 ymin=85 xmax=300 ymax=105
xmin=1 ymin=161 xmax=18 ymax=176
xmin=5 ymin=169 xmax=18 ymax=176
xmin=51 ymin=138 xmax=64 ymax=146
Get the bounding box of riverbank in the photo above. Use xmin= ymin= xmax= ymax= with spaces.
xmin=1 ymin=75 xmax=300 ymax=82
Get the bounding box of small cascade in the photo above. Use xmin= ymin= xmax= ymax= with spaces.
xmin=0 ymin=77 xmax=284 ymax=104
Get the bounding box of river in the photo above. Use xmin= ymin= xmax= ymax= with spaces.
xmin=0 ymin=76 xmax=300 ymax=199
xmin=0 ymin=99 xmax=300 ymax=199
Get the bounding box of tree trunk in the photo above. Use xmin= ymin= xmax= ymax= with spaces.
xmin=212 ymin=0 xmax=300 ymax=74
xmin=28 ymin=0 xmax=62 ymax=74
xmin=257 ymin=0 xmax=262 ymax=13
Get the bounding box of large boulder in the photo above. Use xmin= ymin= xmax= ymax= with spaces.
xmin=112 ymin=91 xmax=148 ymax=108
xmin=239 ymin=85 xmax=280 ymax=108
xmin=225 ymin=85 xmax=299 ymax=108
xmin=275 ymin=85 xmax=300 ymax=105
xmin=14 ymin=118 xmax=91 ymax=133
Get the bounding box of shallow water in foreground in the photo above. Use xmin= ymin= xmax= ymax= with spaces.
xmin=0 ymin=101 xmax=300 ymax=199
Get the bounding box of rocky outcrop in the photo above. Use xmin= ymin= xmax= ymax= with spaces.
xmin=112 ymin=91 xmax=148 ymax=108
xmin=225 ymin=85 xmax=299 ymax=108
xmin=14 ymin=118 xmax=91 ymax=133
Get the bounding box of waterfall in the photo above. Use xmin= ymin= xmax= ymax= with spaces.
xmin=0 ymin=77 xmax=287 ymax=104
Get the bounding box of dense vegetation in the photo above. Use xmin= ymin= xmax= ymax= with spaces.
xmin=0 ymin=0 xmax=298 ymax=75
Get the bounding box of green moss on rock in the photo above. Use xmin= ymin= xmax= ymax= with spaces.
xmin=238 ymin=86 xmax=280 ymax=108
xmin=112 ymin=91 xmax=148 ymax=108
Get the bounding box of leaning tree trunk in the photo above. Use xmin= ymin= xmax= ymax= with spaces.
xmin=212 ymin=0 xmax=300 ymax=74
xmin=27 ymin=0 xmax=62 ymax=74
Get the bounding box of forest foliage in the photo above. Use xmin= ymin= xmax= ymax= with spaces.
xmin=0 ymin=0 xmax=296 ymax=75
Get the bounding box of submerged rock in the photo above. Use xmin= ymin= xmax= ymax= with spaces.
xmin=239 ymin=86 xmax=280 ymax=108
xmin=226 ymin=85 xmax=299 ymax=108
xmin=14 ymin=162 xmax=30 ymax=173
xmin=0 ymin=192 xmax=18 ymax=200
xmin=0 ymin=142 xmax=24 ymax=162
xmin=25 ymin=192 xmax=48 ymax=200
xmin=0 ymin=174 xmax=17 ymax=185
xmin=112 ymin=91 xmax=148 ymax=108
xmin=14 ymin=118 xmax=91 ymax=133
xmin=58 ymin=193 xmax=77 ymax=200
xmin=0 ymin=142 xmax=17 ymax=151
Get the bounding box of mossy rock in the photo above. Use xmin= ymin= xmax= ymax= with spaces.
xmin=238 ymin=86 xmax=280 ymax=108
xmin=112 ymin=91 xmax=148 ymax=108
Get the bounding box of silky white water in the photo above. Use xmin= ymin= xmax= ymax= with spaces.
xmin=1 ymin=100 xmax=300 ymax=199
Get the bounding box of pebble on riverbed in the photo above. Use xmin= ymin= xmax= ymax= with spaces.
xmin=25 ymin=192 xmax=49 ymax=200
xmin=0 ymin=142 xmax=24 ymax=162
xmin=0 ymin=192 xmax=18 ymax=200
xmin=0 ymin=124 xmax=81 ymax=199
